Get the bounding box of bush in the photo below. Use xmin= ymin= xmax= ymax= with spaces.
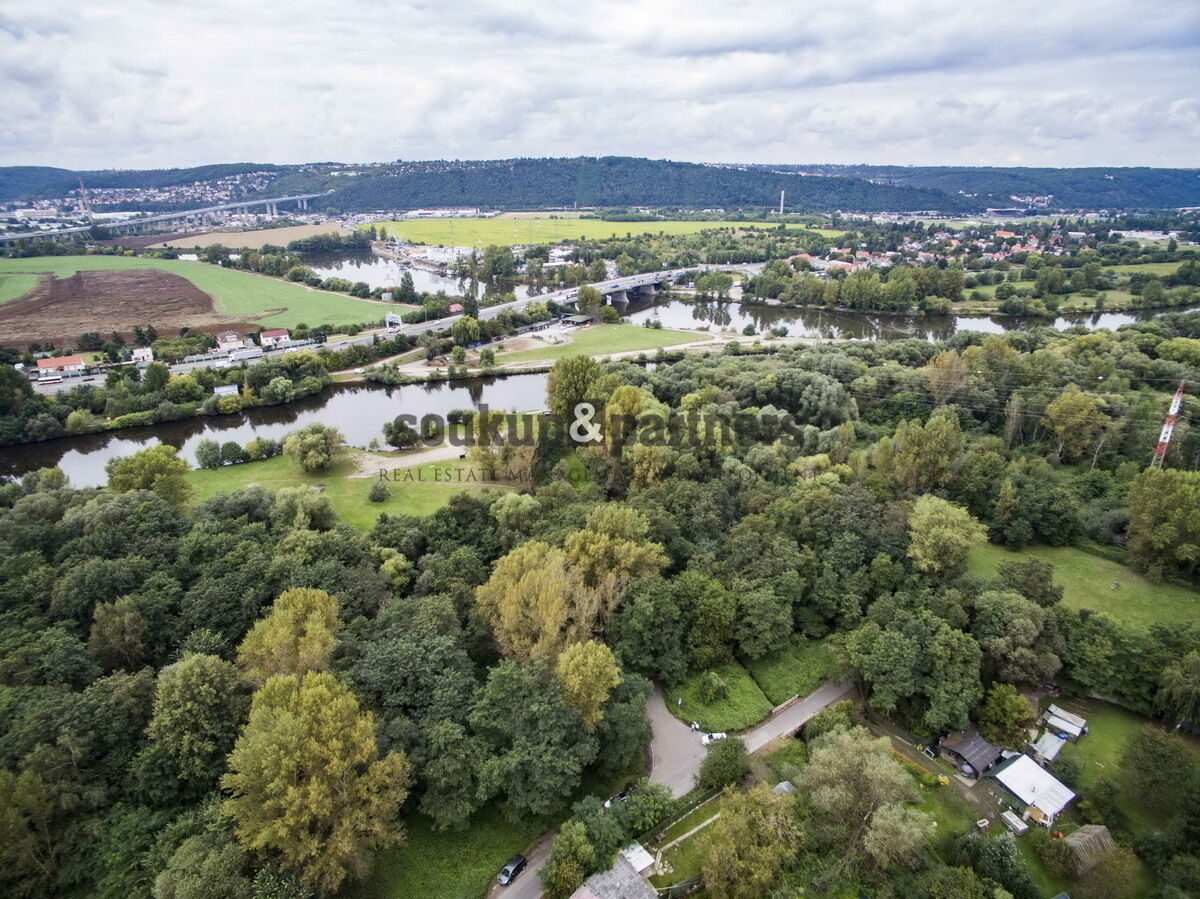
xmin=368 ymin=481 xmax=389 ymax=503
xmin=697 ymin=670 xmax=729 ymax=704
xmin=697 ymin=736 xmax=749 ymax=791
xmin=803 ymin=700 xmax=855 ymax=744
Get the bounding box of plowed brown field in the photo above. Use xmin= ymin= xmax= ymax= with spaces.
xmin=0 ymin=269 xmax=256 ymax=346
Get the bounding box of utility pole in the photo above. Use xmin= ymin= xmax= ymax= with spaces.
xmin=1151 ymin=380 xmax=1187 ymax=469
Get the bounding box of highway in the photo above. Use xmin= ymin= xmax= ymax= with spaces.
xmin=27 ymin=268 xmax=701 ymax=395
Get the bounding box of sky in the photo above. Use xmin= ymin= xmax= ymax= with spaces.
xmin=2 ymin=0 xmax=1199 ymax=170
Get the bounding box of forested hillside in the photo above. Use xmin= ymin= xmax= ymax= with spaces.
xmin=6 ymin=157 xmax=1199 ymax=213
xmin=788 ymin=164 xmax=1200 ymax=210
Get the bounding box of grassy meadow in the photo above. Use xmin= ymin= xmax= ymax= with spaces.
xmin=497 ymin=323 xmax=699 ymax=364
xmin=0 ymin=255 xmax=390 ymax=329
xmin=664 ymin=659 xmax=774 ymax=732
xmin=967 ymin=542 xmax=1200 ymax=627
xmin=361 ymin=216 xmax=836 ymax=247
xmin=186 ymin=451 xmax=509 ymax=530
xmin=149 ymin=223 xmax=353 ymax=250
xmin=0 ymin=271 xmax=42 ymax=304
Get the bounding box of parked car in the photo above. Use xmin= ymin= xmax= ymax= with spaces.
xmin=701 ymin=732 xmax=728 ymax=746
xmin=354 ymin=367 xmax=366 ymax=373
xmin=496 ymin=855 xmax=527 ymax=886
xmin=603 ymin=788 xmax=631 ymax=809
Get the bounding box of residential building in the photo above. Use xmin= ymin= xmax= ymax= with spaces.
xmin=36 ymin=355 xmax=85 ymax=378
xmin=259 ymin=328 xmax=290 ymax=349
xmin=216 ymin=331 xmax=245 ymax=352
xmin=131 ymin=347 xmax=153 ymax=364
xmin=939 ymin=728 xmax=1003 ymax=777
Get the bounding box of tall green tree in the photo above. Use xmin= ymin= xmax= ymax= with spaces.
xmin=105 ymin=445 xmax=193 ymax=505
xmin=908 ymin=495 xmax=987 ymax=579
xmin=236 ymin=588 xmax=341 ymax=686
xmin=222 ymin=672 xmax=412 ymax=894
xmin=700 ymin=784 xmax=801 ymax=899
xmin=554 ymin=641 xmax=622 ymax=732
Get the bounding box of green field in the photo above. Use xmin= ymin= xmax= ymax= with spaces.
xmin=745 ymin=640 xmax=833 ymax=706
xmin=362 ymin=217 xmax=820 ymax=247
xmin=0 ymin=255 xmax=394 ymax=329
xmin=967 ymin=542 xmax=1200 ymax=627
xmin=0 ymin=271 xmax=41 ymax=304
xmin=665 ymin=659 xmax=774 ymax=732
xmin=497 ymin=323 xmax=699 ymax=364
xmin=186 ymin=451 xmax=508 ymax=530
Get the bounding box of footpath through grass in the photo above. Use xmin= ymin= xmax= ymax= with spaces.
xmin=186 ymin=451 xmax=508 ymax=530
xmin=0 ymin=255 xmax=390 ymax=329
xmin=967 ymin=542 xmax=1200 ymax=627
xmin=497 ymin=323 xmax=699 ymax=364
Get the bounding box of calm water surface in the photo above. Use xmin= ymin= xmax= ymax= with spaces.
xmin=0 ymin=374 xmax=549 ymax=487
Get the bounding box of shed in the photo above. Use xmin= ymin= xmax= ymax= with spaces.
xmin=1064 ymin=824 xmax=1116 ymax=874
xmin=1032 ymin=731 xmax=1066 ymax=763
xmin=940 ymin=728 xmax=1003 ymax=776
xmin=564 ymin=314 xmax=593 ymax=326
xmin=213 ymin=384 xmax=238 ymax=397
xmin=1044 ymin=704 xmax=1086 ymax=740
xmin=1001 ymin=809 xmax=1029 ymax=835
xmin=991 ymin=754 xmax=1075 ymax=822
xmin=620 ymin=843 xmax=655 ymax=875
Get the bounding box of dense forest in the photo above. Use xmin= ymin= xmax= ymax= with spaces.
xmin=6 ymin=157 xmax=1200 ymax=213
xmin=2 ymin=310 xmax=1200 ymax=897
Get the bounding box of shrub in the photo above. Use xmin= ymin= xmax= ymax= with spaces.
xmin=697 ymin=670 xmax=729 ymax=704
xmin=697 ymin=736 xmax=749 ymax=791
xmin=368 ymin=481 xmax=389 ymax=503
xmin=802 ymin=700 xmax=855 ymax=744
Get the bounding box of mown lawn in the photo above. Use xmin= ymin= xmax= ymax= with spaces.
xmin=745 ymin=639 xmax=833 ymax=705
xmin=0 ymin=255 xmax=392 ymax=328
xmin=664 ymin=659 xmax=774 ymax=732
xmin=966 ymin=542 xmax=1200 ymax=627
xmin=497 ymin=323 xmax=698 ymax=364
xmin=186 ymin=452 xmax=508 ymax=530
xmin=0 ymin=271 xmax=41 ymax=304
xmin=360 ymin=217 xmax=791 ymax=247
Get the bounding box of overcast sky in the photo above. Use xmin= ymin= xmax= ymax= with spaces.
xmin=2 ymin=0 xmax=1198 ymax=170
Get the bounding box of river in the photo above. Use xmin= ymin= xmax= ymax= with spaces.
xmin=624 ymin=298 xmax=1200 ymax=341
xmin=303 ymin=251 xmax=531 ymax=300
xmin=3 ymin=298 xmax=1196 ymax=487
xmin=0 ymin=374 xmax=550 ymax=488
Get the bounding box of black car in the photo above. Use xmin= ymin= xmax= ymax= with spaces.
xmin=496 ymin=854 xmax=527 ymax=886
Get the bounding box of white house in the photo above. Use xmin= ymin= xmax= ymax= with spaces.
xmin=131 ymin=347 xmax=154 ymax=364
xmin=36 ymin=355 xmax=85 ymax=378
xmin=216 ymin=331 xmax=245 ymax=352
xmin=259 ymin=328 xmax=290 ymax=349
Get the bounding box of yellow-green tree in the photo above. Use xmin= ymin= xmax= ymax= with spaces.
xmin=700 ymin=784 xmax=801 ymax=899
xmin=907 ymin=495 xmax=987 ymax=579
xmin=237 ymin=588 xmax=340 ymax=686
xmin=1043 ymin=384 xmax=1111 ymax=461
xmin=104 ymin=444 xmax=192 ymax=505
xmin=563 ymin=505 xmax=667 ymax=638
xmin=889 ymin=408 xmax=964 ymax=493
xmin=924 ymin=349 xmax=969 ymax=406
xmin=554 ymin=641 xmax=621 ymax=732
xmin=475 ymin=541 xmax=577 ymax=662
xmin=222 ymin=672 xmax=412 ymax=894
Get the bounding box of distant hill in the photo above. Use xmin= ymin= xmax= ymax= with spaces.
xmin=2 ymin=157 xmax=1197 ymax=213
xmin=774 ymin=164 xmax=1200 ymax=210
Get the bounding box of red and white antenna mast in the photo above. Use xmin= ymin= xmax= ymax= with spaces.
xmin=1151 ymin=380 xmax=1187 ymax=469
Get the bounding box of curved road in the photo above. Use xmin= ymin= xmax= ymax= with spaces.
xmin=493 ymin=680 xmax=854 ymax=898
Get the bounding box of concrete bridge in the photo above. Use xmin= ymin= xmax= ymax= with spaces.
xmin=0 ymin=192 xmax=333 ymax=244
xmin=555 ymin=270 xmax=674 ymax=311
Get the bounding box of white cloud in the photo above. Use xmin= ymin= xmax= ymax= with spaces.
xmin=1 ymin=0 xmax=1198 ymax=168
